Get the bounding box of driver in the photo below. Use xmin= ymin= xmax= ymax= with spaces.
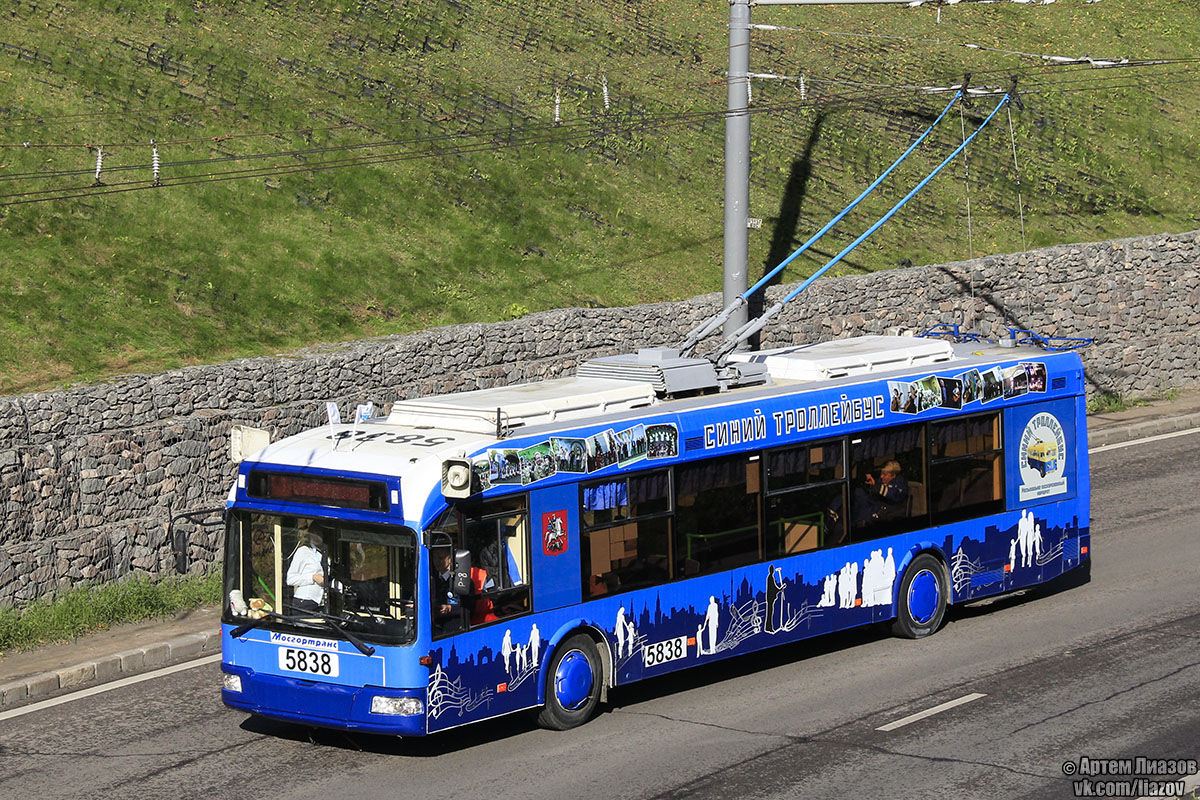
xmin=287 ymin=523 xmax=330 ymax=612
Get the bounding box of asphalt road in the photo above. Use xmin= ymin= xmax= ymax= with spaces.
xmin=1 ymin=432 xmax=1198 ymax=800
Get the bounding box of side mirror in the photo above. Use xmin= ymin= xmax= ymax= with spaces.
xmin=168 ymin=507 xmax=226 ymax=576
xmin=172 ymin=527 xmax=188 ymax=575
xmin=451 ymin=549 xmax=473 ymax=597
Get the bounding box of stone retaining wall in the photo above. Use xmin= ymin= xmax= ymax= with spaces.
xmin=2 ymin=229 xmax=1197 ymax=606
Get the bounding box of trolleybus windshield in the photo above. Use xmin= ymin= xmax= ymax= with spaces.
xmin=223 ymin=511 xmax=419 ymax=645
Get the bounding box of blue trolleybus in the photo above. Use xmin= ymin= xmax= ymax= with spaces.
xmin=220 ymin=334 xmax=1090 ymax=735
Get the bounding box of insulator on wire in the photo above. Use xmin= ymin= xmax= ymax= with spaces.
xmin=93 ymin=147 xmax=104 ymax=186
xmin=554 ymin=88 xmax=561 ymax=124
xmin=151 ymin=139 xmax=161 ymax=186
xmin=602 ymin=75 xmax=610 ymax=110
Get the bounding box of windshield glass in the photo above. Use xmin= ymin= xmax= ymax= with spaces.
xmin=223 ymin=511 xmax=418 ymax=645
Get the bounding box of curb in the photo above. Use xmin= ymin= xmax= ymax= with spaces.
xmin=1087 ymin=411 xmax=1200 ymax=449
xmin=0 ymin=629 xmax=222 ymax=710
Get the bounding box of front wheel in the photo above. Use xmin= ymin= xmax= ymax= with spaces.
xmin=892 ymin=553 xmax=948 ymax=639
xmin=535 ymin=633 xmax=603 ymax=731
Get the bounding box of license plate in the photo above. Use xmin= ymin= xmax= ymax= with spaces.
xmin=278 ymin=647 xmax=339 ymax=677
xmin=643 ymin=635 xmax=688 ymax=668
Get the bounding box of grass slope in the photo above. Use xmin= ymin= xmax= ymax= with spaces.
xmin=0 ymin=570 xmax=221 ymax=652
xmin=0 ymin=0 xmax=1196 ymax=394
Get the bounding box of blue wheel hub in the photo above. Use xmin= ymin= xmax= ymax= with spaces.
xmin=554 ymin=650 xmax=594 ymax=711
xmin=908 ymin=569 xmax=941 ymax=624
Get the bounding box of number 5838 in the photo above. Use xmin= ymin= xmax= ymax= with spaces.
xmin=278 ymin=647 xmax=339 ymax=677
xmin=643 ymin=636 xmax=687 ymax=667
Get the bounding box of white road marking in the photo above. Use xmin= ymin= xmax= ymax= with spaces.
xmin=1089 ymin=426 xmax=1200 ymax=455
xmin=0 ymin=653 xmax=221 ymax=722
xmin=875 ymin=692 xmax=986 ymax=732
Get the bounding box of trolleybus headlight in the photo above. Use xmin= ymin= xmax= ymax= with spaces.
xmin=223 ymin=674 xmax=243 ymax=693
xmin=370 ymin=696 xmax=423 ymax=716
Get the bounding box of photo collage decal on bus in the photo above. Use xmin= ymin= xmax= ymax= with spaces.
xmin=472 ymin=423 xmax=679 ymax=492
xmin=889 ymin=361 xmax=1047 ymax=415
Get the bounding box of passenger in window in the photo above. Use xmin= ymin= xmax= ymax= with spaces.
xmin=470 ymin=527 xmax=525 ymax=625
xmin=469 ymin=562 xmax=498 ymax=625
xmin=589 ymin=572 xmax=621 ymax=597
xmin=850 ymin=459 xmax=909 ymax=526
xmin=479 ymin=527 xmax=524 ymax=589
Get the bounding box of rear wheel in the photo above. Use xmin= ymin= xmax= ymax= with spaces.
xmin=892 ymin=553 xmax=948 ymax=639
xmin=536 ymin=633 xmax=603 ymax=730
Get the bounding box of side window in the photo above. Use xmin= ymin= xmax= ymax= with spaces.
xmin=675 ymin=454 xmax=760 ymax=578
xmin=428 ymin=496 xmax=531 ymax=637
xmin=765 ymin=439 xmax=847 ymax=554
xmin=254 ymin=515 xmax=285 ymax=612
xmin=929 ymin=413 xmax=1004 ymax=525
xmin=847 ymin=422 xmax=927 ymax=540
xmin=581 ymin=471 xmax=672 ymax=599
xmin=224 ymin=512 xmax=286 ymax=620
xmin=464 ymin=499 xmax=530 ymax=628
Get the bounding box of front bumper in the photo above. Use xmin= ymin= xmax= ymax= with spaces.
xmin=221 ymin=664 xmax=427 ymax=736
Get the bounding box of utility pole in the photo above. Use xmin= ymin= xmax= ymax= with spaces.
xmin=721 ymin=0 xmax=921 ymax=343
xmin=723 ymin=0 xmax=752 ymax=342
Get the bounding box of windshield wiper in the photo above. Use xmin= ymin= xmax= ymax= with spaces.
xmin=228 ymin=610 xmax=306 ymax=639
xmin=282 ymin=604 xmax=377 ymax=656
xmin=229 ymin=607 xmax=376 ymax=656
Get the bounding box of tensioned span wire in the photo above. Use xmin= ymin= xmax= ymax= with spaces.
xmin=4 ymin=60 xmax=1190 ymax=206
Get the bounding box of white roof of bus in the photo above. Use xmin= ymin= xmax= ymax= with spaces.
xmin=241 ymin=335 xmax=1033 ymax=496
xmin=387 ymin=376 xmax=658 ymax=433
xmin=247 ymin=423 xmax=489 ymax=471
xmin=726 ymin=335 xmax=954 ymax=381
xmin=383 ymin=337 xmax=953 ymax=435
xmin=244 ymin=422 xmax=487 ymax=522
